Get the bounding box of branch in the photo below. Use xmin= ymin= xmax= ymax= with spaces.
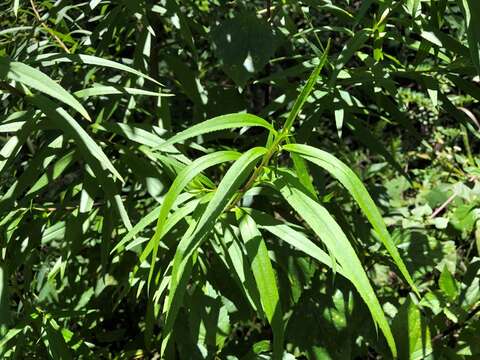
xmin=432 ymin=303 xmax=480 ymax=343
xmin=29 ymin=0 xmax=71 ymax=53
xmin=430 ymin=192 xmax=457 ymax=219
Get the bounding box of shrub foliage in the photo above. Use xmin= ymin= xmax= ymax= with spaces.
xmin=0 ymin=0 xmax=479 ymax=359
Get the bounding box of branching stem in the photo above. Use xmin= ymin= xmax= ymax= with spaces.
xmin=30 ymin=0 xmax=71 ymax=53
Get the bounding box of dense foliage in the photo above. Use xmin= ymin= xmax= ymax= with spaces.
xmin=1 ymin=0 xmax=480 ymax=358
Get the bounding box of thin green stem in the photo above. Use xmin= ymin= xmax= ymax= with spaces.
xmin=227 ymin=134 xmax=286 ymax=210
xmin=227 ymin=44 xmax=330 ymax=210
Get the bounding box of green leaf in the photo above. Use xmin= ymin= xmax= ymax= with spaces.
xmin=346 ymin=118 xmax=407 ymax=177
xmin=0 ymin=111 xmax=41 ymax=176
xmin=111 ymin=194 xmax=193 ymax=254
xmin=156 ymin=113 xmax=275 ymax=150
xmin=35 ymin=53 xmax=161 ymax=85
xmin=127 ymin=197 xmax=199 ymax=253
xmin=439 ymin=265 xmax=459 ymax=301
xmin=42 ymin=316 xmax=73 ymax=360
xmin=457 ymin=0 xmax=480 ymax=75
xmin=273 ymin=170 xmax=397 ymax=358
xmin=329 ymin=29 xmax=370 ymax=85
xmin=31 ymin=96 xmax=124 ymax=183
xmin=238 ymin=211 xmax=284 ymax=358
xmin=0 ymin=135 xmax=64 ymax=214
xmin=27 ymin=151 xmax=75 ymax=195
xmin=89 ymin=0 xmax=102 ymax=9
xmin=0 ymin=57 xmax=91 ymax=121
xmin=245 ymin=208 xmax=345 ymax=277
xmin=74 ymin=85 xmax=172 ymax=99
xmin=0 ymin=326 xmax=23 ymax=349
xmin=392 ymin=298 xmax=432 ymax=360
xmin=213 ymin=223 xmax=262 ymax=312
xmin=0 ymin=264 xmax=10 ymax=329
xmin=146 ymin=150 xmax=241 ymax=286
xmin=421 ymin=31 xmax=443 ymax=47
xmin=161 ymin=147 xmax=267 ymax=355
xmin=283 ymin=143 xmax=418 ymax=296
xmin=13 ymin=0 xmax=19 ymax=16
xmin=281 ymin=41 xmax=330 ymax=134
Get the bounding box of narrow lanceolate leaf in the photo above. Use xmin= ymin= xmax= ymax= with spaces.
xmin=238 ymin=211 xmax=284 ymax=359
xmin=42 ymin=317 xmax=73 ymax=359
xmin=245 ymin=208 xmax=345 ymax=277
xmin=281 ymin=40 xmax=330 ymax=134
xmin=156 ymin=113 xmax=275 ymax=150
xmin=129 ymin=198 xmax=198 ymax=253
xmin=27 ymin=151 xmax=75 ymax=195
xmin=31 ymin=96 xmax=124 ymax=183
xmin=214 ymin=224 xmax=262 ymax=312
xmin=329 ymin=29 xmax=370 ymax=85
xmin=146 ymin=150 xmax=241 ymax=286
xmin=13 ymin=0 xmax=20 ymax=16
xmin=0 ymin=57 xmax=91 ymax=121
xmin=287 ymin=136 xmax=318 ymax=200
xmin=35 ymin=53 xmax=162 ymax=85
xmin=0 ymin=326 xmax=24 ymax=349
xmin=0 ymin=264 xmax=11 ymax=328
xmin=457 ymin=0 xmax=480 ymax=75
xmin=74 ymin=86 xmax=172 ymax=99
xmin=161 ymin=147 xmax=267 ymax=355
xmin=273 ymin=170 xmax=397 ymax=358
xmin=283 ymin=143 xmax=418 ymax=296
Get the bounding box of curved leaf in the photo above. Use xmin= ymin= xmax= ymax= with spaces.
xmin=31 ymin=95 xmax=124 ymax=183
xmin=156 ymin=113 xmax=275 ymax=150
xmin=238 ymin=211 xmax=284 ymax=358
xmin=161 ymin=147 xmax=267 ymax=355
xmin=111 ymin=194 xmax=196 ymax=254
xmin=74 ymin=86 xmax=172 ymax=98
xmin=146 ymin=150 xmax=241 ymax=285
xmin=273 ymin=170 xmax=397 ymax=358
xmin=0 ymin=57 xmax=90 ymax=121
xmin=245 ymin=208 xmax=345 ymax=277
xmin=35 ymin=53 xmax=161 ymax=85
xmin=283 ymin=143 xmax=418 ymax=296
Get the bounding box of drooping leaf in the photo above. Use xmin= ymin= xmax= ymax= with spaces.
xmin=245 ymin=208 xmax=345 ymax=277
xmin=146 ymin=150 xmax=241 ymax=286
xmin=74 ymin=85 xmax=172 ymax=99
xmin=0 ymin=57 xmax=91 ymax=121
xmin=457 ymin=0 xmax=480 ymax=75
xmin=238 ymin=211 xmax=284 ymax=358
xmin=273 ymin=170 xmax=397 ymax=358
xmin=31 ymin=95 xmax=124 ymax=183
xmin=35 ymin=53 xmax=162 ymax=85
xmin=283 ymin=143 xmax=418 ymax=296
xmin=112 ymin=194 xmax=195 ymax=254
xmin=161 ymin=147 xmax=267 ymax=355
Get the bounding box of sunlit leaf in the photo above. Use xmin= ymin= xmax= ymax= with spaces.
xmin=273 ymin=170 xmax=397 ymax=358
xmin=283 ymin=143 xmax=419 ymax=296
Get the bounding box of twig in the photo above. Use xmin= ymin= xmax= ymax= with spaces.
xmin=226 ymin=135 xmax=284 ymax=211
xmin=29 ymin=0 xmax=71 ymax=53
xmin=430 ymin=192 xmax=457 ymax=219
xmin=458 ymin=107 xmax=480 ymax=130
xmin=432 ymin=303 xmax=480 ymax=343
